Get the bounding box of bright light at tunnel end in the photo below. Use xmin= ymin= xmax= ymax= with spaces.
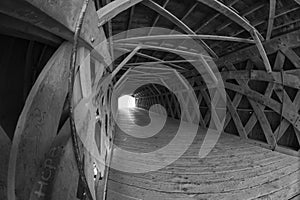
xmin=79 ymin=27 xmax=227 ymax=174
xmin=118 ymin=95 xmax=136 ymax=109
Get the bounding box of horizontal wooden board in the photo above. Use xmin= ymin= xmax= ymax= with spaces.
xmin=107 ymin=108 xmax=300 ymax=199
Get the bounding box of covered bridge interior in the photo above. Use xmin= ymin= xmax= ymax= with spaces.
xmin=0 ymin=0 xmax=300 ymax=199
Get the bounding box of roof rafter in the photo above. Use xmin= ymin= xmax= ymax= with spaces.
xmin=133 ymin=66 xmax=175 ymax=71
xmin=111 ymin=46 xmax=141 ymax=77
xmin=154 ymin=2 xmax=199 ymax=61
xmin=266 ymin=0 xmax=276 ymax=40
xmin=114 ymin=70 xmax=130 ymax=90
xmin=126 ymin=6 xmax=135 ymax=38
xmin=214 ymin=4 xmax=300 ymax=51
xmin=251 ymin=29 xmax=272 ymax=73
xmin=97 ymin=0 xmax=143 ymax=26
xmin=126 ymin=60 xmax=199 ymax=66
xmin=148 ymin=0 xmax=170 ymax=36
xmin=197 ymin=0 xmax=273 ymax=72
xmin=215 ymin=2 xmax=265 ymax=33
xmin=114 ymin=34 xmax=255 ymax=44
xmin=197 ymin=0 xmax=264 ymax=40
xmin=195 ymin=0 xmax=239 ymax=32
xmin=116 ymin=47 xmax=187 ymax=70
xmin=115 ymin=43 xmax=212 ymax=59
xmin=142 ymin=0 xmax=218 ymax=58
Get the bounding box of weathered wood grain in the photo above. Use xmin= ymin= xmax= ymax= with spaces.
xmin=7 ymin=42 xmax=72 ymax=200
xmin=106 ymin=108 xmax=300 ymax=199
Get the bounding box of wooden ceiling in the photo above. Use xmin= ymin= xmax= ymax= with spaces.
xmin=108 ymin=0 xmax=300 ymax=63
xmin=94 ymin=0 xmax=300 ymax=155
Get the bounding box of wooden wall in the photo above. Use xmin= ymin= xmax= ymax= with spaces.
xmin=0 ymin=0 xmax=114 ymax=199
xmin=135 ymin=29 xmax=300 ymax=157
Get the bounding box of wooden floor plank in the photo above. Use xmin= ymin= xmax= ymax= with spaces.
xmin=107 ymin=108 xmax=300 ymax=199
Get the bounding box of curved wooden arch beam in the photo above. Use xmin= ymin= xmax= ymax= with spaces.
xmin=142 ymin=0 xmax=218 ymax=58
xmin=95 ymin=46 xmax=141 ymax=94
xmin=221 ymin=69 xmax=300 ymax=89
xmin=116 ymin=44 xmax=219 ymax=84
xmin=251 ymin=29 xmax=273 ymax=73
xmin=115 ymin=47 xmax=187 ymax=70
xmin=115 ymin=43 xmax=212 ymax=60
xmin=111 ymin=46 xmax=141 ymax=77
xmin=126 ymin=60 xmax=200 ymax=66
xmin=133 ymin=66 xmax=174 ymax=72
xmin=198 ymin=0 xmax=273 ymax=72
xmin=7 ymin=42 xmax=72 ymax=200
xmin=197 ymin=0 xmax=264 ymax=40
xmin=114 ymin=69 xmax=131 ymax=90
xmin=266 ymin=0 xmax=276 ymax=40
xmin=114 ymin=34 xmax=255 ymax=44
xmin=225 ymin=82 xmax=300 ymax=133
xmin=97 ymin=0 xmax=143 ymax=26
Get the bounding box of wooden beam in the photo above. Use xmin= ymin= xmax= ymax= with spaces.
xmin=104 ymin=0 xmax=115 ymax=70
xmin=0 ymin=13 xmax=62 ymax=46
xmin=97 ymin=0 xmax=143 ymax=26
xmin=215 ymin=29 xmax=300 ymax=66
xmin=197 ymin=0 xmax=264 ymax=40
xmin=152 ymin=84 xmax=161 ymax=94
xmin=148 ymin=0 xmax=170 ymax=36
xmin=173 ymin=70 xmax=189 ymax=90
xmin=0 ymin=0 xmax=109 ymax=64
xmin=115 ymin=74 xmax=130 ymax=93
xmin=155 ymin=2 xmax=198 ymax=61
xmin=176 ymin=3 xmax=198 ymax=27
xmin=133 ymin=66 xmax=175 ymax=71
xmin=115 ymin=75 xmax=129 ymax=91
xmin=221 ymin=69 xmax=300 ymax=89
xmin=112 ymin=46 xmax=141 ymax=77
xmin=198 ymin=55 xmax=218 ymax=84
xmin=127 ymin=74 xmax=168 ymax=78
xmin=281 ymin=48 xmax=300 ymax=68
xmin=251 ymin=29 xmax=273 ymax=73
xmin=7 ymin=42 xmax=72 ymax=200
xmin=214 ymin=4 xmax=300 ymax=51
xmin=129 ymin=72 xmax=173 ymax=76
xmin=116 ymin=47 xmax=187 ymax=70
xmin=142 ymin=0 xmax=218 ymax=58
xmin=225 ymin=82 xmax=300 ymax=132
xmin=115 ymin=34 xmax=255 ymax=44
xmin=126 ymin=6 xmax=135 ymax=38
xmin=126 ymin=60 xmax=199 ymax=66
xmin=225 ymin=64 xmax=277 ymax=149
xmin=115 ymin=43 xmax=212 ymax=59
xmin=215 ymin=2 xmax=265 ymax=33
xmin=266 ymin=0 xmax=276 ymax=40
xmin=226 ymin=96 xmax=248 ymax=139
xmin=195 ymin=0 xmax=239 ymax=32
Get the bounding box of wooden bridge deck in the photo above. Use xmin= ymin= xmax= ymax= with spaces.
xmin=107 ymin=108 xmax=300 ymax=200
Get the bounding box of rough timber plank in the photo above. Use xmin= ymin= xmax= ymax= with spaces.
xmin=97 ymin=0 xmax=143 ymax=26
xmin=28 ymin=119 xmax=77 ymax=200
xmin=141 ymin=0 xmax=217 ymax=58
xmin=215 ymin=29 xmax=300 ymax=66
xmin=106 ymin=108 xmax=300 ymax=199
xmin=7 ymin=42 xmax=72 ymax=200
xmin=0 ymin=0 xmax=110 ymax=63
